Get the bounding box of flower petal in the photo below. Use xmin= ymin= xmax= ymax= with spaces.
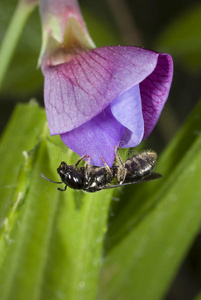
xmin=43 ymin=46 xmax=159 ymax=135
xmin=60 ymin=106 xmax=125 ymax=166
xmin=140 ymin=53 xmax=173 ymax=139
xmin=110 ymin=84 xmax=144 ymax=148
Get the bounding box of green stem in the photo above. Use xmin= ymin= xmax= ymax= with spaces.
xmin=0 ymin=0 xmax=38 ymax=89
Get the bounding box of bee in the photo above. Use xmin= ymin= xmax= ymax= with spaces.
xmin=40 ymin=148 xmax=161 ymax=192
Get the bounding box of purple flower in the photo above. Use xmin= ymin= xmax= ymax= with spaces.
xmin=40 ymin=1 xmax=173 ymax=166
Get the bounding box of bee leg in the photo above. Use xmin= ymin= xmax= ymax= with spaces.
xmin=83 ymin=156 xmax=91 ymax=181
xmin=58 ymin=185 xmax=67 ymax=191
xmin=114 ymin=146 xmax=127 ymax=184
xmin=75 ymin=155 xmax=89 ymax=167
xmin=100 ymin=157 xmax=113 ymax=181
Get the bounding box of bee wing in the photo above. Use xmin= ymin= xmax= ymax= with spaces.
xmin=102 ymin=172 xmax=162 ymax=190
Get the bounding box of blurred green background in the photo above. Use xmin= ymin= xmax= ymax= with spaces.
xmin=1 ymin=0 xmax=201 ymax=299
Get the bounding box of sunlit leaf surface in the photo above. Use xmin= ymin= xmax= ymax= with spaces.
xmin=0 ymin=103 xmax=113 ymax=300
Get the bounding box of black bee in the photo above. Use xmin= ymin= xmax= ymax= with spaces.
xmin=40 ymin=148 xmax=161 ymax=192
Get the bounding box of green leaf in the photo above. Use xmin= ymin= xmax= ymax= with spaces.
xmin=195 ymin=291 xmax=201 ymax=300
xmin=0 ymin=101 xmax=46 ymax=225
xmin=0 ymin=0 xmax=40 ymax=93
xmin=98 ymin=99 xmax=201 ymax=299
xmin=106 ymin=99 xmax=201 ymax=252
xmin=155 ymin=4 xmax=201 ymax=71
xmin=0 ymin=103 xmax=114 ymax=300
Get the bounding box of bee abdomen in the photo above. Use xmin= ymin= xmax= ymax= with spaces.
xmin=125 ymin=151 xmax=157 ymax=178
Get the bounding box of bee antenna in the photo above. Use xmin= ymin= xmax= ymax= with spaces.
xmin=39 ymin=173 xmax=63 ymax=184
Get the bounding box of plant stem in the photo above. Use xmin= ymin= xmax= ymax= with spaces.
xmin=0 ymin=0 xmax=37 ymax=89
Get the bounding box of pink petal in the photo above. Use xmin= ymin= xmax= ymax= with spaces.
xmin=43 ymin=46 xmax=159 ymax=135
xmin=140 ymin=53 xmax=173 ymax=139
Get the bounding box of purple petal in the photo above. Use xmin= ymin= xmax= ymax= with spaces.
xmin=43 ymin=46 xmax=159 ymax=135
xmin=60 ymin=106 xmax=125 ymax=166
xmin=110 ymin=84 xmax=144 ymax=148
xmin=140 ymin=53 xmax=173 ymax=139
